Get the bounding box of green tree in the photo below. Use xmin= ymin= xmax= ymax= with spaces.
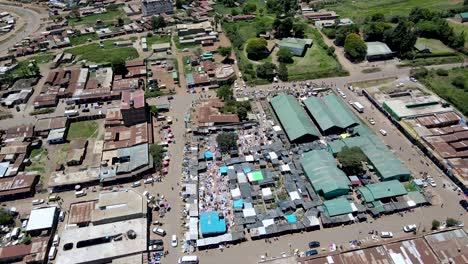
xmin=273 ymin=17 xmax=294 ymax=38
xmin=243 ymin=3 xmax=257 ymax=14
xmin=386 ymin=21 xmax=417 ymax=56
xmin=152 ymin=16 xmax=166 ymax=30
xmin=245 ymin=38 xmax=269 ymax=60
xmin=344 ymin=33 xmax=367 ymax=62
xmin=216 ymin=132 xmax=238 ymax=153
xmin=220 ymin=0 xmax=235 ymax=7
xmin=277 ymin=48 xmax=294 ymax=63
xmin=256 ymin=62 xmax=277 ymax=81
xmin=370 ymin=13 xmax=385 ymax=22
xmin=149 ymin=144 xmax=165 ymax=169
xmin=292 ymin=23 xmax=306 ymax=38
xmin=278 ymin=63 xmax=288 ymax=81
xmin=336 ymin=146 xmax=367 ymax=175
xmin=150 ymin=105 xmax=158 ymax=116
xmin=334 ymin=24 xmax=359 ymax=46
xmin=0 ymin=209 xmax=13 ymax=225
xmin=217 ymin=46 xmax=232 ymax=58
xmin=363 ymin=22 xmax=392 ymax=41
xmin=431 ymin=220 xmax=441 ymax=230
xmin=216 ymin=85 xmax=233 ymax=101
xmin=237 ymin=106 xmax=248 ymax=121
xmin=116 ymin=17 xmax=124 ymax=26
xmin=446 ymin=218 xmax=459 ymax=227
xmin=230 ymin=8 xmax=239 ymax=16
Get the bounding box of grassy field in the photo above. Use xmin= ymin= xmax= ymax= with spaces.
xmin=419 ymin=67 xmax=468 ymax=116
xmin=65 ymin=40 xmax=139 ymax=64
xmin=25 ymin=148 xmax=48 ymax=174
xmin=69 ymin=10 xmax=126 ymax=26
xmin=182 ymin=56 xmax=193 ymax=74
xmin=67 ymin=121 xmax=99 ymax=140
xmin=328 ymin=0 xmax=462 ymax=22
xmin=146 ymin=35 xmax=171 ymax=47
xmin=214 ymin=0 xmax=266 ymax=14
xmin=69 ymin=33 xmax=99 ymax=46
xmin=286 ymin=26 xmax=345 ymax=81
xmin=415 ymin=38 xmax=455 ymax=54
xmin=448 ymin=21 xmax=468 ymax=49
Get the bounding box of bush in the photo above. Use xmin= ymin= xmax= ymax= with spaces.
xmin=0 ymin=209 xmax=13 ymax=225
xmin=436 ymin=68 xmax=449 ymax=76
xmin=446 ymin=217 xmax=459 ymax=227
xmin=277 ymin=48 xmax=294 ymax=63
xmin=322 ymin=28 xmax=336 ymax=39
xmin=431 ymin=219 xmax=441 ymax=230
xmin=452 ymin=76 xmax=467 ymax=90
xmin=245 ymin=38 xmax=269 ymax=60
xmin=278 ymin=63 xmax=288 ymax=81
xmin=410 ymin=67 xmax=429 ymax=78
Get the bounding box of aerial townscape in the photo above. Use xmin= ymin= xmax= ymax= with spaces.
xmin=0 ymin=0 xmax=467 ymax=263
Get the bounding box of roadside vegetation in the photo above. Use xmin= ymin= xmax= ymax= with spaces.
xmin=412 ymin=67 xmax=468 ymax=116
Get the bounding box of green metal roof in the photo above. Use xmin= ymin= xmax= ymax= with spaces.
xmin=304 ymin=94 xmax=357 ymax=133
xmin=460 ymin=12 xmax=468 ymax=19
xmin=270 ymin=93 xmax=320 ymax=142
xmin=278 ymin=38 xmax=312 ymax=50
xmin=300 ymin=150 xmax=350 ymax=199
xmin=323 ymin=197 xmax=354 ymax=217
xmin=358 ymin=180 xmax=407 ymax=202
xmin=407 ymin=191 xmax=427 ymax=205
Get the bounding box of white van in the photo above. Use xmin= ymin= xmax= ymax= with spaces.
xmin=178 ymin=255 xmax=199 ymax=264
xmin=53 ymin=234 xmax=60 ymax=246
xmin=75 ymin=189 xmax=87 ymax=197
xmin=48 ymin=246 xmax=57 ymax=260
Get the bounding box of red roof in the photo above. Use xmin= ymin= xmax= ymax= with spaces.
xmin=121 ymin=89 xmax=145 ymax=109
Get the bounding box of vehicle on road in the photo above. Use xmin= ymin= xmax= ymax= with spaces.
xmin=305 ymin=249 xmax=318 ymax=257
xmin=64 ymin=110 xmax=79 ymax=117
xmin=32 ymin=199 xmax=44 ymax=205
xmin=149 ymin=239 xmax=164 ymax=251
xmin=460 ymin=200 xmax=468 ymax=211
xmin=59 ymin=211 xmax=65 ymax=222
xmin=178 ymin=255 xmax=199 ymax=264
xmin=379 ymin=129 xmax=387 ymax=136
xmin=428 ymin=179 xmax=437 ymax=187
xmin=53 ymin=234 xmax=60 ymax=247
xmin=131 ymin=181 xmax=141 ymax=187
xmin=75 ymin=189 xmax=87 ymax=197
xmin=380 ymin=231 xmax=393 ymax=238
xmin=171 ymin=234 xmax=178 ymax=247
xmin=144 ymin=178 xmax=154 ymax=184
xmin=410 ymin=77 xmax=418 ymax=82
xmin=308 ymin=241 xmax=320 ymax=248
xmin=351 ymin=101 xmax=364 ymax=113
xmin=48 ymin=246 xmax=57 ymax=260
xmin=152 ymin=228 xmax=166 ymax=236
xmin=48 ymin=195 xmax=60 ymax=202
xmin=368 ymin=118 xmax=375 ymax=125
xmin=403 ymin=224 xmax=417 ymax=232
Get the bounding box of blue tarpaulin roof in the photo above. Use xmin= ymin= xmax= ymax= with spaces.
xmin=243 ymin=167 xmax=251 ymax=173
xmin=233 ymin=199 xmax=243 ymax=209
xmin=220 ymin=166 xmax=228 ymax=174
xmin=285 ymin=214 xmax=297 ymax=223
xmin=205 ymin=151 xmax=213 ymax=159
xmin=200 ymin=212 xmax=227 ymax=236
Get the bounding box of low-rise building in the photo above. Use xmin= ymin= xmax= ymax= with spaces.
xmin=141 ymin=0 xmax=173 ymax=16
xmin=278 ymin=38 xmax=313 ymax=57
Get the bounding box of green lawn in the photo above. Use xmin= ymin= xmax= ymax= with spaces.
xmin=26 ymin=148 xmax=48 ymax=174
xmin=415 ymin=38 xmax=455 ymax=54
xmin=419 ymin=67 xmax=468 ymax=116
xmin=69 ymin=33 xmax=99 ymax=46
xmin=214 ymin=0 xmax=266 ymax=15
xmin=67 ymin=121 xmax=99 ymax=140
xmin=69 ymin=10 xmax=126 ymax=26
xmin=286 ymin=26 xmax=345 ymax=81
xmin=146 ymin=35 xmax=171 ymax=47
xmin=183 ymin=56 xmax=194 ymax=74
xmin=448 ymin=21 xmax=468 ymax=49
xmin=65 ymin=41 xmax=139 ymax=64
xmin=328 ymin=0 xmax=462 ymax=22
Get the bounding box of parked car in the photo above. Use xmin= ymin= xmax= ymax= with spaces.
xmin=171 ymin=234 xmax=178 ymax=247
xmin=368 ymin=118 xmax=375 ymax=125
xmin=59 ymin=211 xmax=65 ymax=222
xmin=410 ymin=77 xmax=418 ymax=82
xmin=308 ymin=241 xmax=320 ymax=248
xmin=32 ymin=199 xmax=44 ymax=205
xmin=403 ymin=224 xmax=417 ymax=232
xmin=380 ymin=231 xmax=393 ymax=238
xmin=48 ymin=195 xmax=60 ymax=202
xmin=75 ymin=189 xmax=87 ymax=197
xmin=305 ymin=249 xmax=318 ymax=257
xmin=152 ymin=228 xmax=166 ymax=236
xmin=428 ymin=179 xmax=437 ymax=187
xmin=144 ymin=178 xmax=154 ymax=184
xmin=459 ymin=200 xmax=468 ymax=211
xmin=131 ymin=181 xmax=141 ymax=187
xmin=379 ymin=129 xmax=387 ymax=136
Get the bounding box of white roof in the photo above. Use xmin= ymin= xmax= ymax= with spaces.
xmin=305 ymin=215 xmax=320 ymax=226
xmin=261 ymin=188 xmax=272 ymax=197
xmin=289 ymin=191 xmax=300 ymax=201
xmin=281 ymin=164 xmax=290 ymax=172
xmin=231 ymin=188 xmax=241 ymax=199
xmin=245 ymin=155 xmax=254 ymax=162
xmin=237 ymin=172 xmax=247 ymax=183
xmin=26 ymin=207 xmax=57 ymax=231
xmin=243 ymin=208 xmax=256 ymax=218
xmin=262 ymin=219 xmax=274 ymax=227
xmin=269 ymin=152 xmax=278 ymax=160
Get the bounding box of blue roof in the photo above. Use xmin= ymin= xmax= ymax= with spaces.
xmin=200 ymin=212 xmax=227 ymax=236
xmin=243 ymin=167 xmax=251 ymax=173
xmin=186 ymin=74 xmax=194 ymax=85
xmin=0 ymin=162 xmax=9 ymax=177
xmin=220 ymin=166 xmax=228 ymax=174
xmin=285 ymin=214 xmax=297 ymax=223
xmin=233 ymin=199 xmax=243 ymax=209
xmin=204 ymin=151 xmax=213 ymax=159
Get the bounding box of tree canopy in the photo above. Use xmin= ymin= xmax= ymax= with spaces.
xmin=344 ymin=33 xmax=367 ymax=62
xmin=216 ymin=132 xmax=238 ymax=153
xmin=336 ymin=146 xmax=367 ymax=175
xmin=256 ymin=62 xmax=277 ymax=81
xmin=0 ymin=209 xmax=13 ymax=225
xmin=277 ymin=48 xmax=294 ymax=63
xmin=217 ymin=46 xmax=232 ymax=57
xmin=278 ymin=63 xmax=288 ymax=81
xmin=334 ymin=24 xmax=359 ymax=46
xmin=246 ymin=38 xmax=269 ymax=60
xmin=152 ymin=16 xmax=166 ymax=30
xmin=385 ymin=21 xmax=417 ymax=56
xmin=242 ymin=2 xmax=257 ymax=14
xmin=149 ymin=144 xmax=165 ymax=169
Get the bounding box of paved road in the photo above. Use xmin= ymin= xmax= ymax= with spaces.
xmin=0 ymin=3 xmax=42 ymax=52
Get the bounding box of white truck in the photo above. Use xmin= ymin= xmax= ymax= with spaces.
xmin=352 ymin=102 xmax=364 ymax=113
xmin=64 ymin=110 xmax=79 ymax=117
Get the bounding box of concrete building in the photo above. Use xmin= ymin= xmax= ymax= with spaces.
xmin=141 ymin=0 xmax=173 ymax=16
xmin=366 ymin=41 xmax=394 ymax=61
xmin=120 ymin=89 xmax=146 ymax=126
